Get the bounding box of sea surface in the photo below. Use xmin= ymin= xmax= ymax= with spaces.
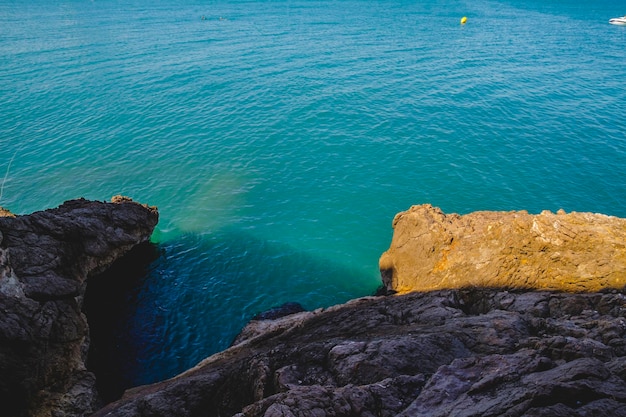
xmin=2 ymin=0 xmax=626 ymax=397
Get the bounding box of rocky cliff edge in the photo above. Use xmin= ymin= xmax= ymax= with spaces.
xmin=94 ymin=288 xmax=626 ymax=417
xmin=4 ymin=202 xmax=626 ymax=417
xmin=93 ymin=205 xmax=626 ymax=417
xmin=0 ymin=197 xmax=158 ymax=417
xmin=380 ymin=204 xmax=626 ymax=293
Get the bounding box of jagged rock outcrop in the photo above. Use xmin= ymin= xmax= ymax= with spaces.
xmin=93 ymin=288 xmax=626 ymax=417
xmin=0 ymin=197 xmax=158 ymax=417
xmin=90 ymin=205 xmax=626 ymax=417
xmin=6 ymin=200 xmax=623 ymax=416
xmin=379 ymin=204 xmax=626 ymax=293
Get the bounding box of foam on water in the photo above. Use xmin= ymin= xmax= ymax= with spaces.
xmin=2 ymin=0 xmax=626 ymax=394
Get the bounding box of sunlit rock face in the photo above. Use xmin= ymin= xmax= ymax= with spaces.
xmin=379 ymin=204 xmax=626 ymax=294
xmin=0 ymin=197 xmax=158 ymax=417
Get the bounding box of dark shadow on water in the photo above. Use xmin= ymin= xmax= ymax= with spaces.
xmin=84 ymin=228 xmax=381 ymax=404
xmin=84 ymin=242 xmax=162 ymax=403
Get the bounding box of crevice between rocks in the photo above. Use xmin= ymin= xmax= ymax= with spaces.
xmin=83 ymin=242 xmax=161 ymax=404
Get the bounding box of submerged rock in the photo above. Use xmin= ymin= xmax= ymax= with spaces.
xmin=252 ymin=302 xmax=306 ymax=321
xmin=93 ymin=288 xmax=626 ymax=417
xmin=379 ymin=204 xmax=626 ymax=293
xmin=0 ymin=197 xmax=158 ymax=417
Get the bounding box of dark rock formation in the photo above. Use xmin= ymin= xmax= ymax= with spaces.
xmin=6 ymin=199 xmax=626 ymax=416
xmin=252 ymin=302 xmax=306 ymax=321
xmin=93 ymin=288 xmax=626 ymax=417
xmin=0 ymin=196 xmax=158 ymax=417
xmin=91 ymin=205 xmax=626 ymax=416
xmin=379 ymin=204 xmax=626 ymax=293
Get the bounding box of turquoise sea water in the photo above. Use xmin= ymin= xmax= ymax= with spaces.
xmin=2 ymin=0 xmax=626 ymax=396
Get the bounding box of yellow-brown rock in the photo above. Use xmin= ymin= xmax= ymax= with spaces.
xmin=379 ymin=204 xmax=626 ymax=293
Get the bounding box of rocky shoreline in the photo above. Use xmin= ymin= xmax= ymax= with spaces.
xmin=0 ymin=197 xmax=158 ymax=417
xmin=2 ymin=201 xmax=626 ymax=416
xmin=380 ymin=204 xmax=626 ymax=294
xmin=96 ymin=288 xmax=626 ymax=417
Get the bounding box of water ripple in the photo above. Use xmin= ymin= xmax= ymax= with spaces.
xmin=2 ymin=0 xmax=626 ymax=392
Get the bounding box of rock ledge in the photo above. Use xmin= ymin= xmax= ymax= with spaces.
xmin=380 ymin=204 xmax=626 ymax=293
xmin=92 ymin=205 xmax=626 ymax=417
xmin=0 ymin=197 xmax=158 ymax=417
xmin=94 ymin=288 xmax=626 ymax=417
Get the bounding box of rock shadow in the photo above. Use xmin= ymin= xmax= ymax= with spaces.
xmin=84 ymin=228 xmax=380 ymax=403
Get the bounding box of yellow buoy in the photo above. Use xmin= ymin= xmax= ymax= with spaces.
xmin=461 ymin=16 xmax=467 ymax=24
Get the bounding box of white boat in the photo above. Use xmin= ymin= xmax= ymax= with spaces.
xmin=609 ymin=16 xmax=626 ymax=25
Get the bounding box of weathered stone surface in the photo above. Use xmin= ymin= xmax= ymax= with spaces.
xmin=379 ymin=204 xmax=626 ymax=293
xmin=93 ymin=288 xmax=626 ymax=417
xmin=0 ymin=197 xmax=158 ymax=417
xmin=89 ymin=205 xmax=626 ymax=416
